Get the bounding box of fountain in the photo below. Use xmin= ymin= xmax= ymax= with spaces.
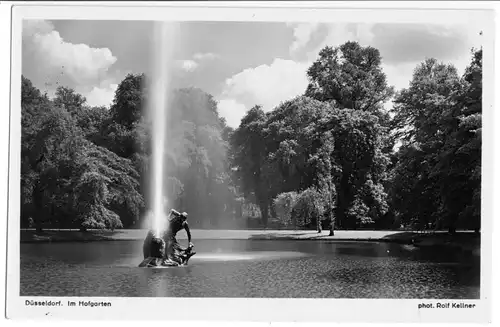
xmin=140 ymin=210 xmax=196 ymax=268
xmin=139 ymin=231 xmax=166 ymax=267
xmin=150 ymin=21 xmax=174 ymax=236
xmin=139 ymin=21 xmax=195 ymax=268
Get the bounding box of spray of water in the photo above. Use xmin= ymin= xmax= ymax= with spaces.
xmin=148 ymin=21 xmax=179 ymax=235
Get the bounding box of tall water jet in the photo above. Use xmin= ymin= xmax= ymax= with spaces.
xmin=140 ymin=21 xmax=195 ymax=268
xmin=148 ymin=21 xmax=179 ymax=236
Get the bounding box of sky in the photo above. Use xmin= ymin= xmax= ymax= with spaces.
xmin=22 ymin=19 xmax=483 ymax=128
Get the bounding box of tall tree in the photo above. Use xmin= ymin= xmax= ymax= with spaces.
xmin=305 ymin=41 xmax=394 ymax=113
xmin=392 ymin=59 xmax=461 ymax=145
xmin=389 ymin=54 xmax=481 ymax=233
xmin=432 ymin=49 xmax=482 ymax=232
xmin=317 ymin=107 xmax=389 ymax=231
xmin=304 ymin=42 xmax=394 ymax=233
xmin=110 ymin=73 xmax=145 ymax=128
xmin=231 ymin=106 xmax=270 ymax=226
xmin=21 ymin=76 xmax=50 ymax=227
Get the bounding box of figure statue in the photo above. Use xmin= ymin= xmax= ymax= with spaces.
xmin=163 ymin=209 xmax=195 ymax=266
xmin=139 ymin=209 xmax=196 ymax=267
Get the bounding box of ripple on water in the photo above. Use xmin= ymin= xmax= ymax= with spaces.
xmin=20 ymin=241 xmax=480 ymax=299
xmin=192 ymin=251 xmax=307 ymax=262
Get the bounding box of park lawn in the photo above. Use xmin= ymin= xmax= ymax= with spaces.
xmin=21 ymin=228 xmax=409 ymax=242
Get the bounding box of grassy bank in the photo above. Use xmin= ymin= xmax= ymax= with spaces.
xmin=21 ymin=228 xmax=421 ymax=242
xmin=19 ymin=229 xmax=480 ymax=254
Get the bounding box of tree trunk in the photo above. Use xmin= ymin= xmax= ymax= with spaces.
xmin=329 ymin=209 xmax=335 ymax=236
xmin=259 ymin=201 xmax=269 ymax=227
xmin=335 ymin=205 xmax=345 ymax=231
xmin=328 ymin=182 xmax=335 ymax=236
xmin=335 ymin=174 xmax=350 ymax=230
xmin=270 ymin=203 xmax=277 ymax=220
xmin=237 ymin=201 xmax=243 ymax=219
xmin=32 ymin=182 xmax=44 ymax=233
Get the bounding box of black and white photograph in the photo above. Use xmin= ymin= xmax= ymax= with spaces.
xmin=4 ymin=2 xmax=495 ymax=323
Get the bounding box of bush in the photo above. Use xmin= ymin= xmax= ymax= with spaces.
xmin=347 ymin=198 xmax=372 ymax=226
xmin=291 ymin=187 xmax=330 ymax=228
xmin=273 ymin=192 xmax=299 ymax=227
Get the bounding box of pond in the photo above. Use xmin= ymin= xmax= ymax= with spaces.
xmin=20 ymin=239 xmax=480 ymax=298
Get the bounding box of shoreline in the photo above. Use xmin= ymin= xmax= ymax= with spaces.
xmin=19 ymin=229 xmax=480 ymax=254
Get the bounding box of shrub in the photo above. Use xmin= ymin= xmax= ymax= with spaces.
xmin=291 ymin=187 xmax=330 ymax=228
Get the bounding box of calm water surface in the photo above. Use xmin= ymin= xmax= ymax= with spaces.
xmin=20 ymin=240 xmax=479 ymax=298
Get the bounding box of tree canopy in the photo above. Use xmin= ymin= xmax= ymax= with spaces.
xmin=20 ymin=42 xmax=482 ymax=233
xmin=390 ymin=49 xmax=482 ymax=233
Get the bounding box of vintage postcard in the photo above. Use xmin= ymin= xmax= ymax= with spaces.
xmin=3 ymin=1 xmax=495 ymax=323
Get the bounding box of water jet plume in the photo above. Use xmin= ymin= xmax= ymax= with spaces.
xmin=147 ymin=21 xmax=180 ymax=235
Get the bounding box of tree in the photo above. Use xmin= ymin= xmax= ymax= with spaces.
xmin=391 ymin=59 xmax=461 ymax=145
xmin=389 ymin=59 xmax=457 ymax=231
xmin=231 ymin=95 xmax=389 ymax=232
xmin=165 ymin=88 xmax=235 ymax=227
xmin=231 ymin=106 xmax=270 ymax=226
xmin=53 ymin=86 xmax=87 ymax=116
xmin=21 ymin=76 xmax=50 ymax=228
xmin=75 ymin=105 xmax=111 ymax=145
xmin=232 ymin=97 xmax=338 ymax=229
xmin=72 ymin=141 xmax=144 ymax=230
xmin=390 ymin=52 xmax=481 ymax=233
xmin=291 ymin=187 xmax=329 ymax=229
xmin=431 ymin=49 xmax=482 ymax=232
xmin=21 ymin=77 xmax=145 ymax=231
xmin=265 ymin=99 xmax=389 ymax=232
xmin=305 ymin=41 xmax=394 ymax=113
xmin=317 ymin=108 xmax=390 ymax=231
xmin=110 ymin=73 xmax=145 ymax=128
xmin=304 ymin=42 xmax=394 ymax=234
xmin=388 ymin=144 xmax=440 ymax=230
xmin=262 ymin=97 xmax=340 ymax=232
xmin=26 ymin=97 xmax=81 ymax=230
xmin=273 ymin=191 xmax=298 ymax=228
xmin=262 ymin=97 xmax=333 ymax=193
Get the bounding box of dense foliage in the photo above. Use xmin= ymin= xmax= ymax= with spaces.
xmin=273 ymin=191 xmax=298 ymax=227
xmin=390 ymin=49 xmax=482 ymax=233
xmin=20 ymin=42 xmax=482 ymax=233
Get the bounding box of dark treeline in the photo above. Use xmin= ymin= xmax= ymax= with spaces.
xmin=20 ymin=41 xmax=482 ymax=233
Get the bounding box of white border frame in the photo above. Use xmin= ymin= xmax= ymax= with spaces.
xmin=3 ymin=1 xmax=495 ymax=323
